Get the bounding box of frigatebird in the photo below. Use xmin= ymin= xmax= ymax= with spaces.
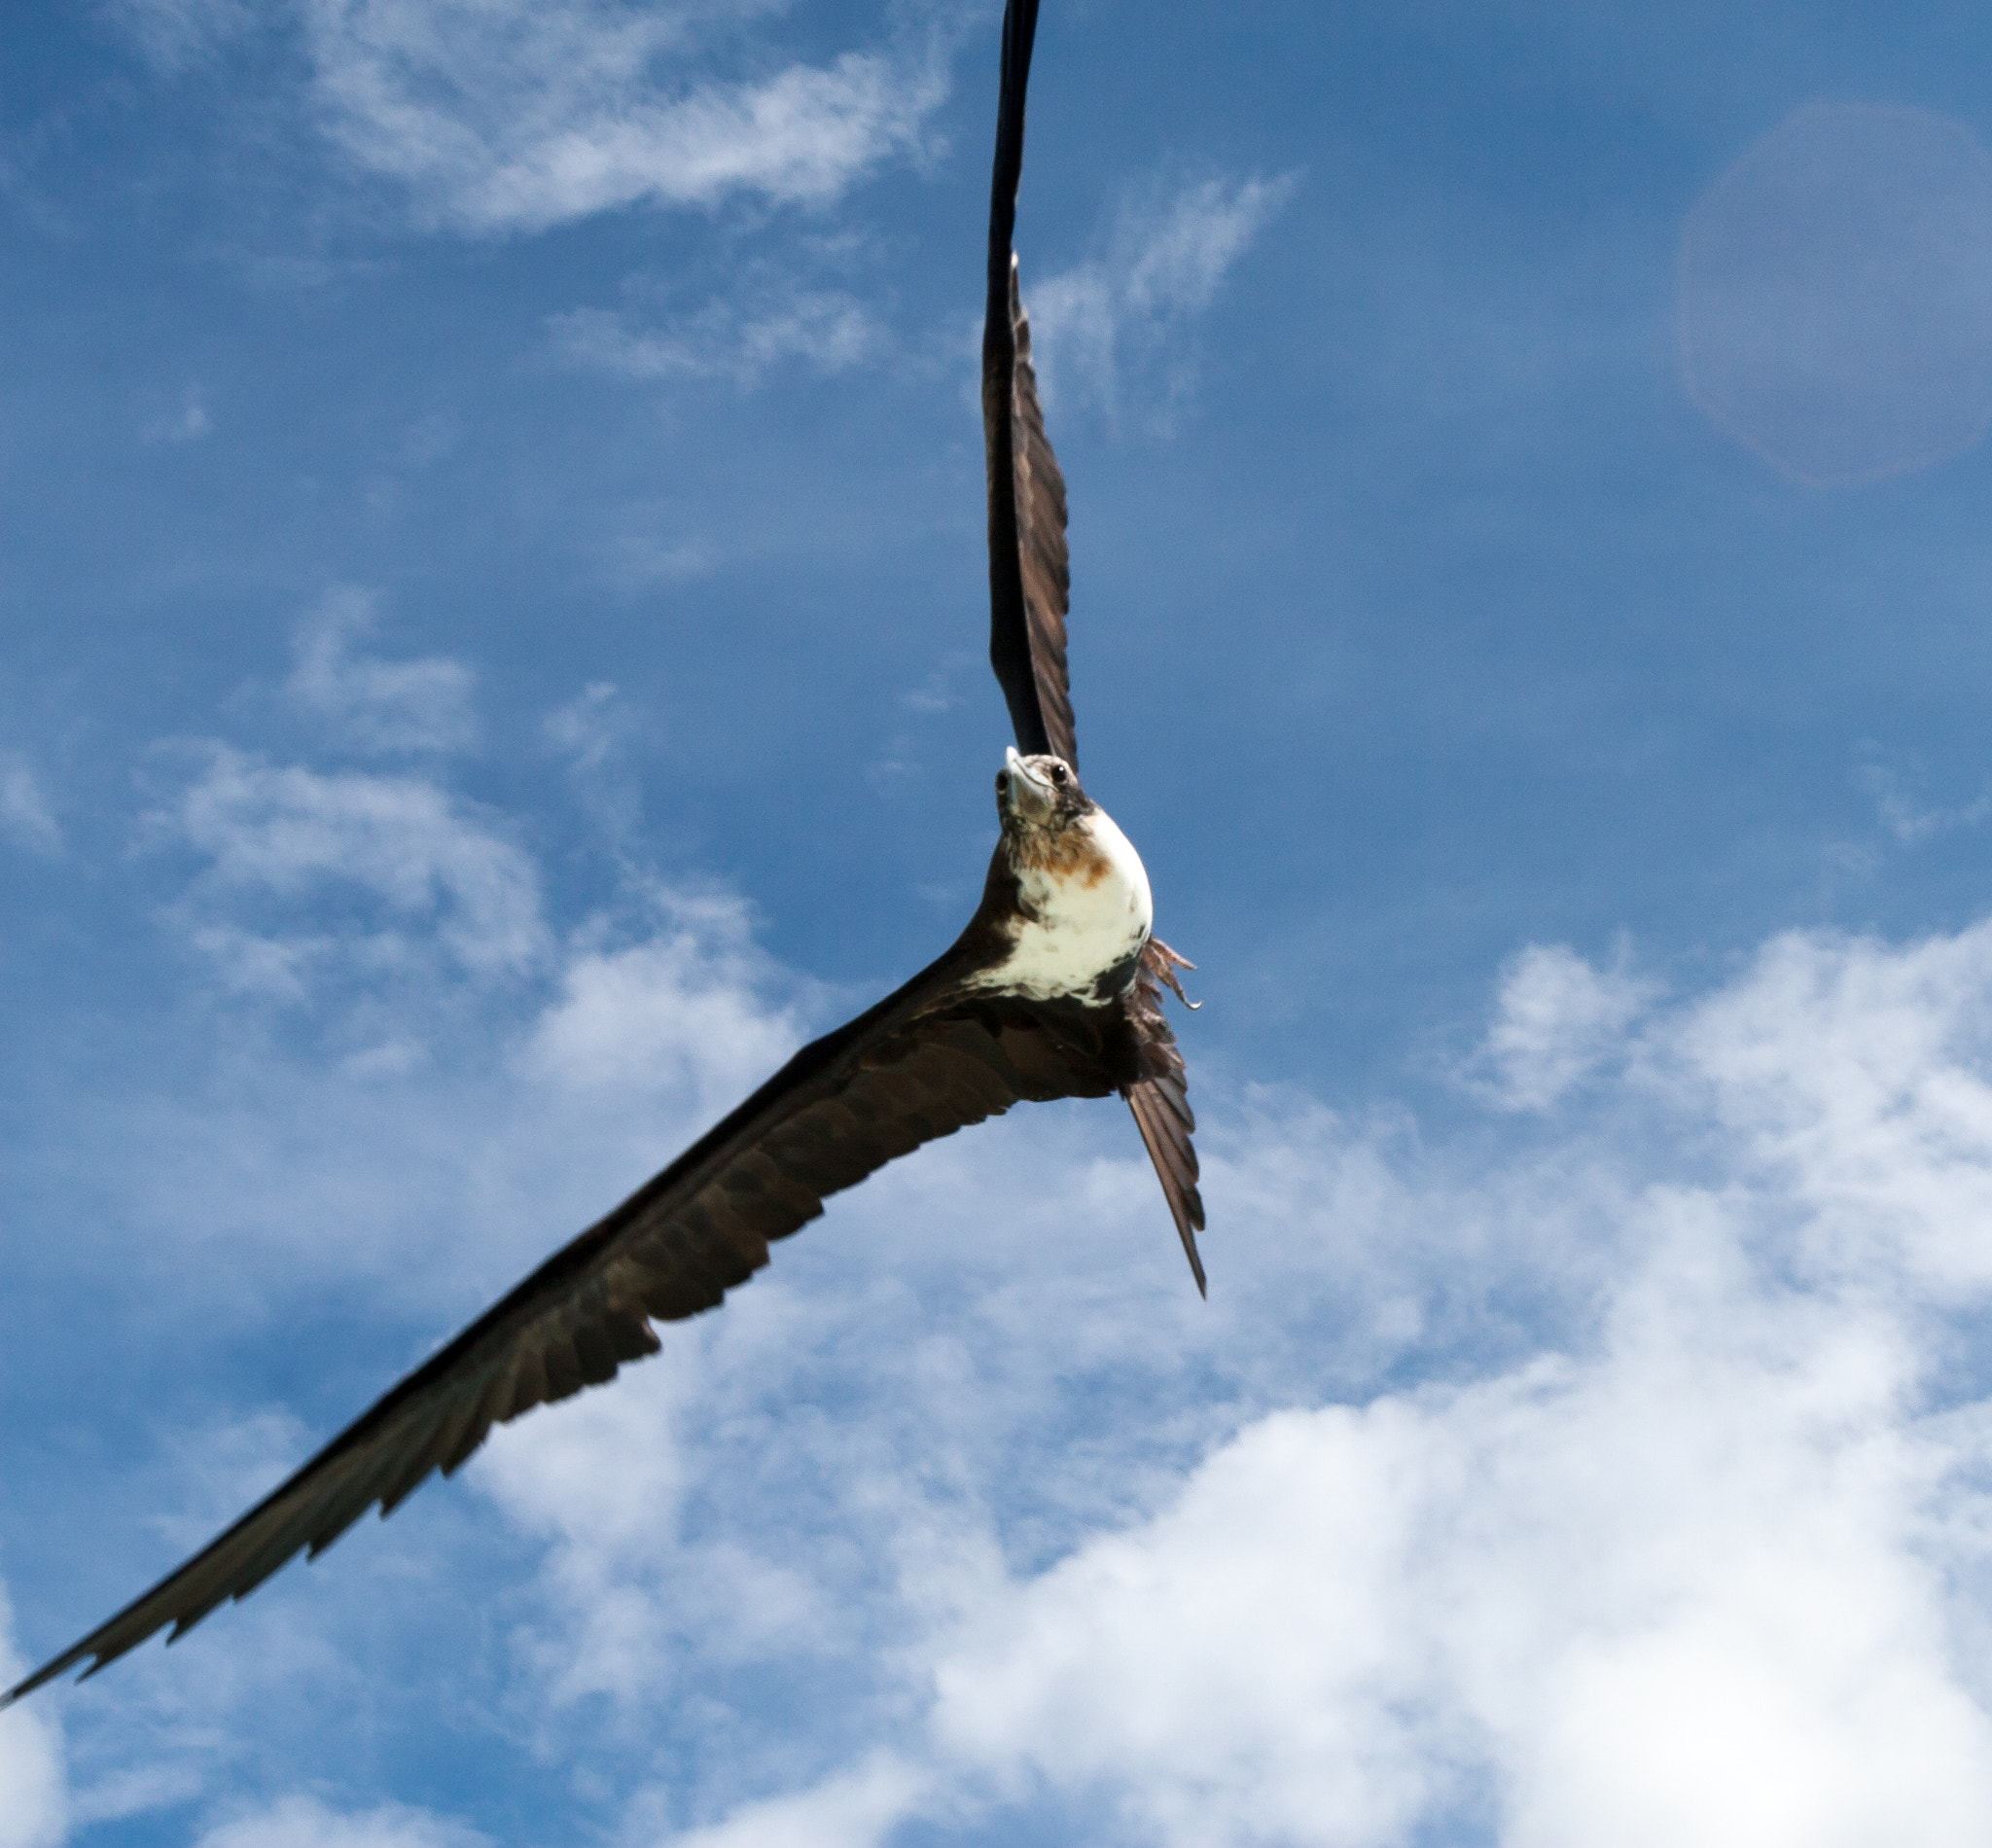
xmin=2 ymin=0 xmax=1200 ymax=1706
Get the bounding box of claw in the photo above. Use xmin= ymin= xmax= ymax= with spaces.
xmin=1144 ymin=937 xmax=1201 ymax=1010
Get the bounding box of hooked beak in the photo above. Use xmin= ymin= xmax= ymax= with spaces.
xmin=1000 ymin=745 xmax=1056 ymax=825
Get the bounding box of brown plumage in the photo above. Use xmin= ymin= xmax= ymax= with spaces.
xmin=983 ymin=0 xmax=1075 ymax=768
xmin=1 ymin=0 xmax=1203 ymax=1708
xmin=978 ymin=0 xmax=1203 ymax=1286
xmin=1124 ymin=941 xmax=1206 ymax=1293
xmin=3 ymin=756 xmax=1197 ymax=1704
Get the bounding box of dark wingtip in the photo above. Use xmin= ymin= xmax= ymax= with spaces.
xmin=2 ymin=1653 xmax=78 ymax=1708
xmin=1178 ymin=1191 xmax=1209 ymax=1297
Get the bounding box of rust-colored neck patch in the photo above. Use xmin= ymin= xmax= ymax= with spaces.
xmin=1008 ymin=819 xmax=1113 ymax=886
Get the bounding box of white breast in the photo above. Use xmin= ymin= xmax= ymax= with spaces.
xmin=972 ymin=807 xmax=1154 ymax=1001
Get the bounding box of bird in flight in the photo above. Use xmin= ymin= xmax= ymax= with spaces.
xmin=2 ymin=0 xmax=1201 ymax=1707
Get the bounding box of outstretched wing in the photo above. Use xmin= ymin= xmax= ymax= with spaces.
xmin=983 ymin=0 xmax=1076 ymax=768
xmin=2 ymin=963 xmax=1128 ymax=1705
xmin=978 ymin=3 xmax=1205 ymax=1290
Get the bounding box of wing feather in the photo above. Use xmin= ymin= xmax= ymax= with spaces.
xmin=1127 ymin=1084 xmax=1206 ymax=1297
xmin=1121 ymin=939 xmax=1207 ymax=1296
xmin=2 ymin=968 xmax=1122 ymax=1705
xmin=983 ymin=0 xmax=1077 ymax=767
xmin=2 ymin=0 xmax=1210 ymax=1710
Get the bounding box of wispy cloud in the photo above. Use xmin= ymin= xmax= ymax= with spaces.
xmin=285 ymin=587 xmax=479 ymax=756
xmin=1856 ymin=757 xmax=1992 ymax=847
xmin=147 ymin=1409 xmax=314 ymax=1555
xmin=653 ymin=1755 xmax=931 ymax=1848
xmin=931 ymin=1257 xmax=1987 ymax=1845
xmin=1028 ymin=172 xmax=1298 ymax=429
xmin=461 ymin=909 xmax=1992 ymax=1844
xmin=516 ymin=886 xmax=806 ymax=1125
xmin=1470 ymin=940 xmax=1654 ymax=1110
xmin=0 ymin=1585 xmax=65 ymax=1848
xmin=89 ymin=794 xmax=813 ymax=1305
xmin=66 ymin=1760 xmax=205 ymax=1830
xmin=33 ymin=740 xmax=1992 ymax=1841
xmin=543 ymin=681 xmax=625 ymax=778
xmin=553 ymin=282 xmax=883 ymax=387
xmin=302 ymin=0 xmax=953 ymax=234
xmin=592 ymin=513 xmax=720 ymax=593
xmin=106 ymin=0 xmax=255 ymax=73
xmin=40 ymin=616 xmax=1992 ymax=1845
xmin=140 ymin=382 xmax=211 ymax=445
xmin=194 ymin=1795 xmax=490 ymax=1848
xmin=149 ymin=743 xmax=546 ymax=993
xmin=0 ymin=754 xmax=61 ymax=856
xmin=543 ymin=681 xmax=649 ymax=843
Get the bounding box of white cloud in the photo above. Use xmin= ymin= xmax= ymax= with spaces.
xmin=67 ymin=1759 xmax=205 ymax=1828
xmin=452 ymin=910 xmax=1992 ymax=1845
xmin=552 ymin=283 xmax=882 ymax=387
xmin=518 ymin=888 xmax=806 ymax=1117
xmin=398 ymin=409 xmax=462 ymax=468
xmin=286 ymin=587 xmax=479 ymax=756
xmin=593 ymin=512 xmax=721 ymax=593
xmin=302 ymin=0 xmax=951 ymax=233
xmin=912 ymin=920 xmax=1992 ymax=1844
xmin=1121 ymin=176 xmax=1298 ymax=320
xmin=43 ymin=648 xmax=1992 ymax=1844
xmin=107 ymin=0 xmax=255 ymax=73
xmin=147 ymin=1409 xmax=314 ymax=1555
xmin=67 ymin=827 xmax=814 ymax=1321
xmin=934 ymin=1239 xmax=1991 ymax=1846
xmin=107 ymin=1 xmax=953 ymax=235
xmin=1667 ymin=922 xmax=1992 ymax=1297
xmin=543 ymin=681 xmax=624 ymax=777
xmin=153 ymin=743 xmax=545 ymax=987
xmin=543 ymin=681 xmax=652 ymax=842
xmin=473 ymin=1356 xmax=702 ymax=1703
xmin=1029 ymin=173 xmax=1298 ymax=427
xmin=0 ymin=1587 xmax=66 ymax=1848
xmin=196 ymin=1794 xmax=489 ymax=1848
xmin=655 ymin=1755 xmax=930 ymax=1848
xmin=141 ymin=382 xmax=211 ymax=445
xmin=1855 ymin=758 xmax=1991 ymax=846
xmin=0 ymin=755 xmax=60 ymax=856
xmin=1473 ymin=941 xmax=1654 ymax=1109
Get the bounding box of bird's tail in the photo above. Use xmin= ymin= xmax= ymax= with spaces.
xmin=1123 ymin=937 xmax=1206 ymax=1295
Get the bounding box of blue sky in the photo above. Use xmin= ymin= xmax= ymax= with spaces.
xmin=9 ymin=1 xmax=1992 ymax=1843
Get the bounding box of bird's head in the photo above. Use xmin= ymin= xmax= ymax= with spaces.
xmin=996 ymin=746 xmax=1092 ymax=839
